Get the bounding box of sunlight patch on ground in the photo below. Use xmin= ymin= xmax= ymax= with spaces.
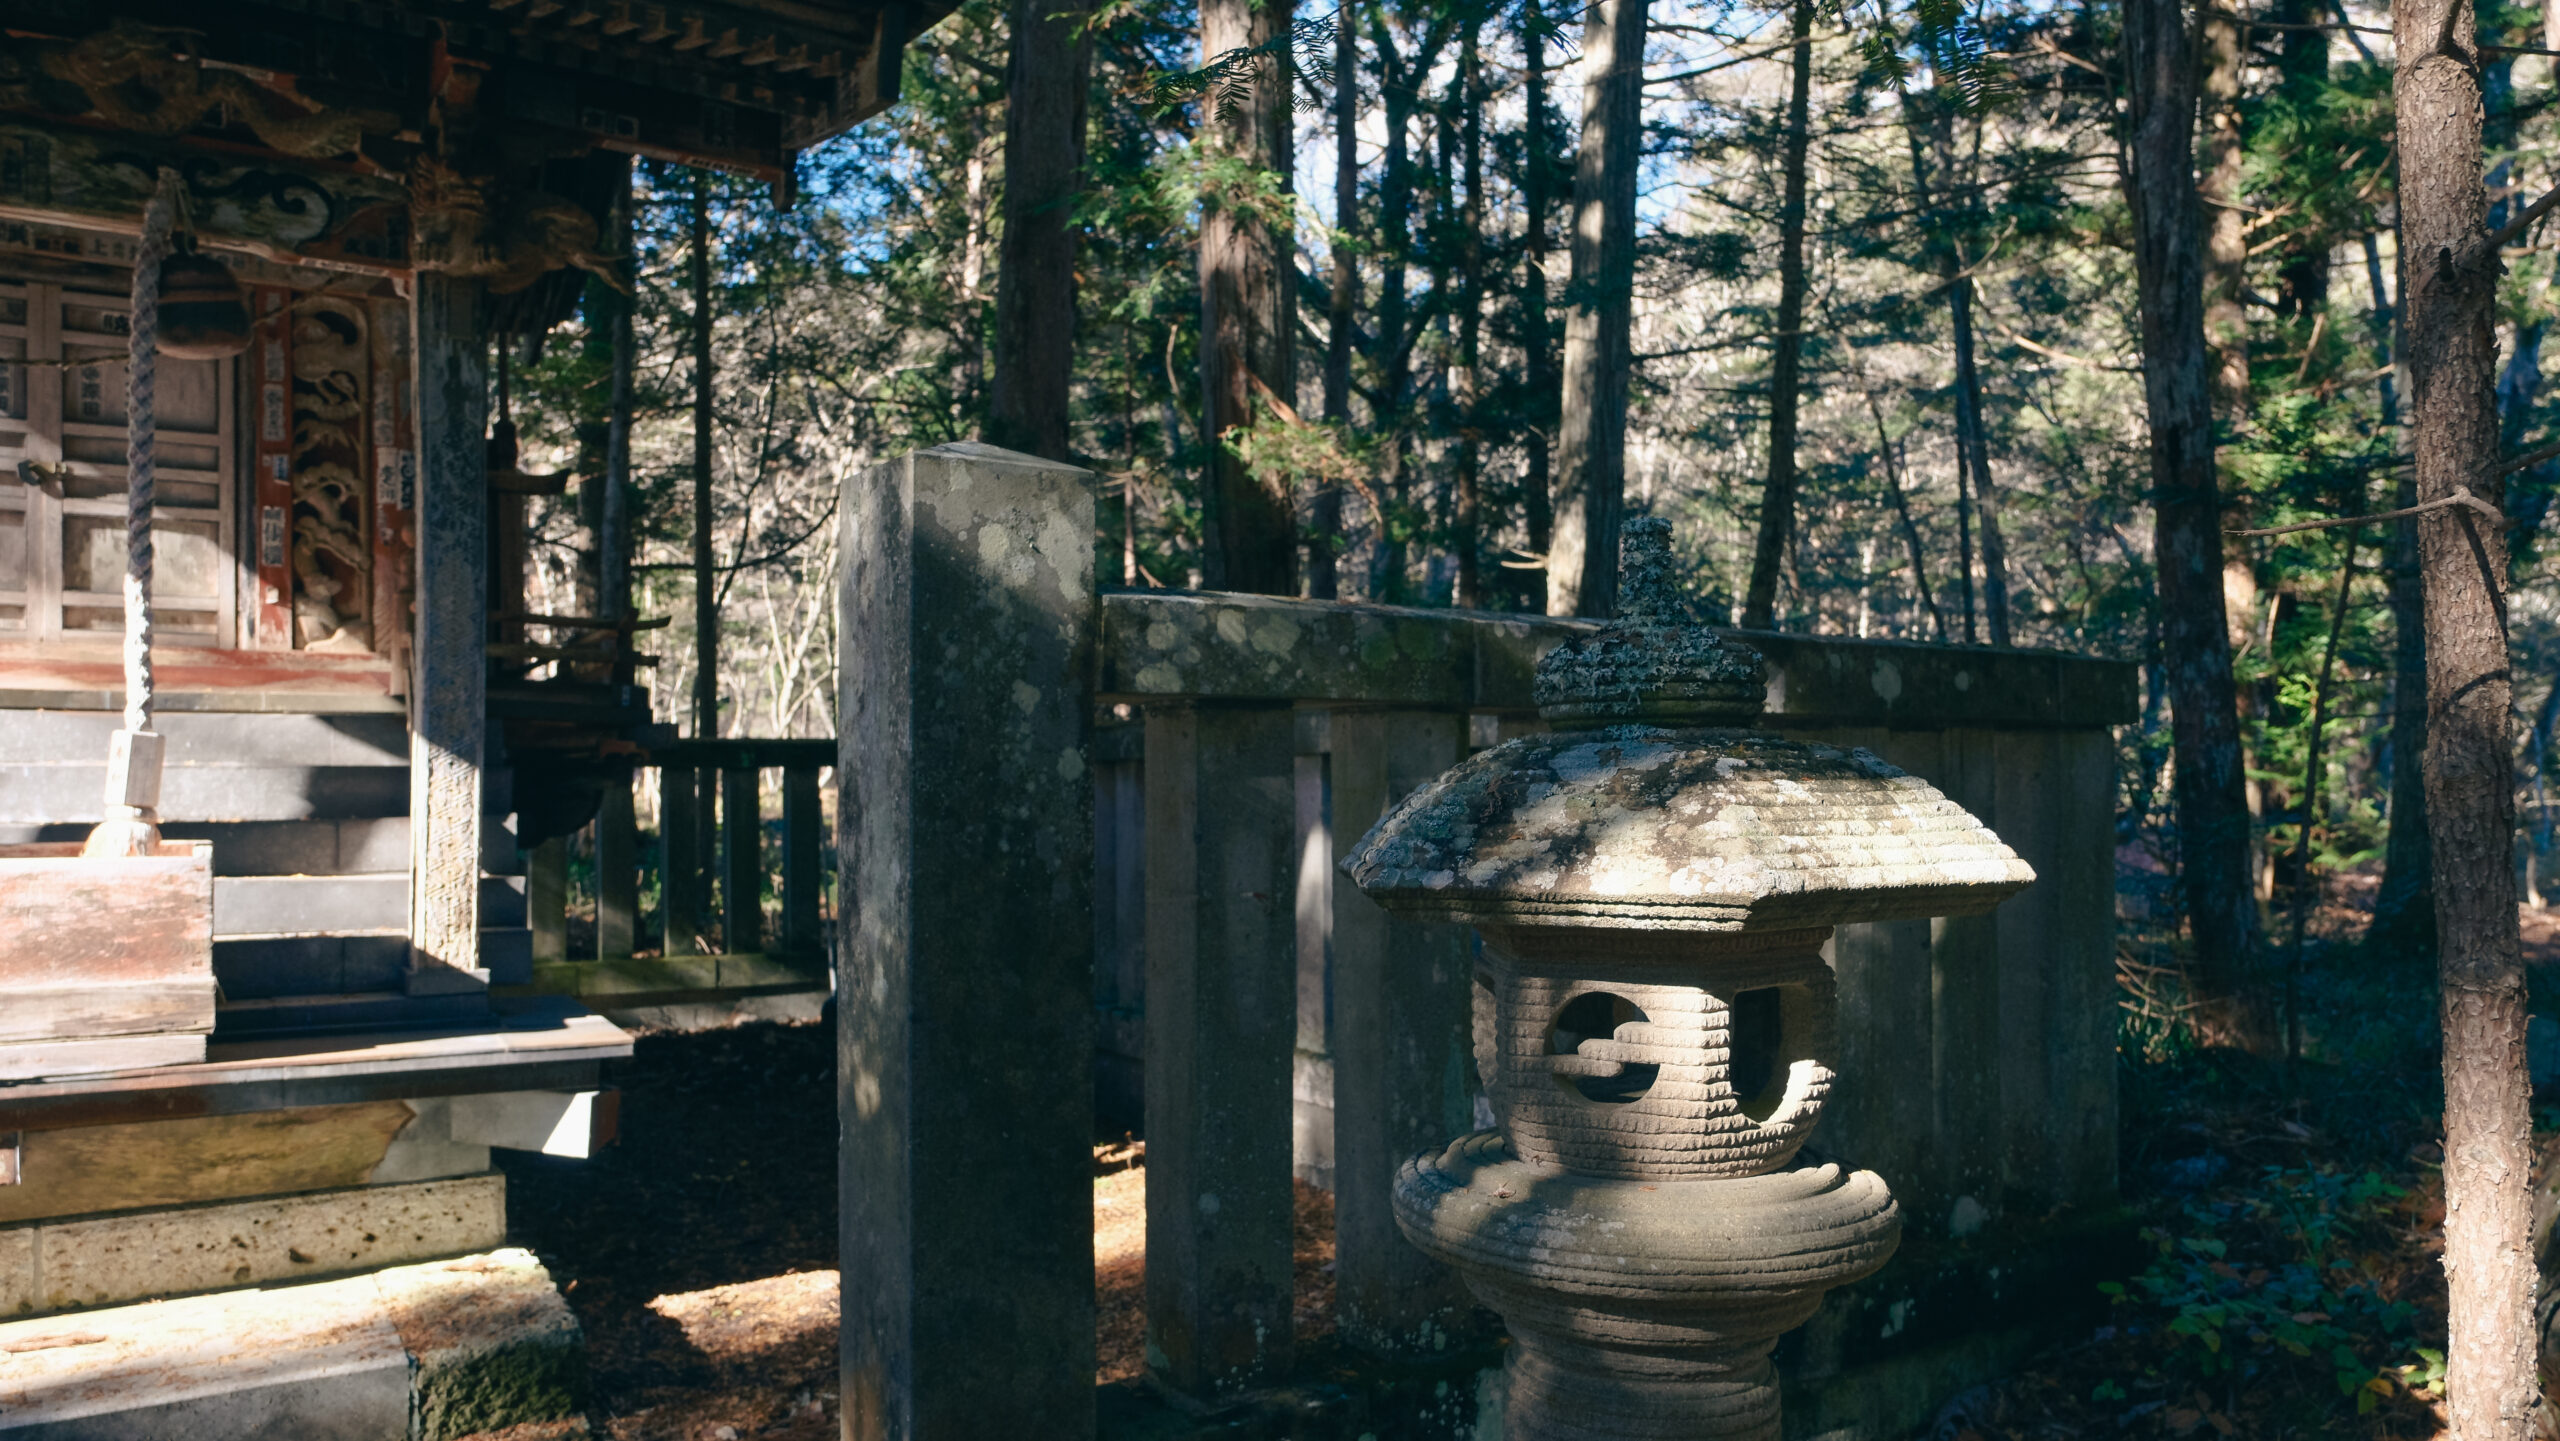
xmin=647 ymin=1271 xmax=840 ymax=1358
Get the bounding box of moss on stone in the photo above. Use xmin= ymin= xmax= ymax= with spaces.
xmin=414 ymin=1337 xmax=585 ymax=1441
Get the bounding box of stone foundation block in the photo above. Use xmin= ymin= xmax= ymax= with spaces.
xmin=0 ymin=1247 xmax=579 ymax=1441
xmin=8 ymin=1172 xmax=504 ymax=1317
xmin=376 ymin=1249 xmax=586 ymax=1441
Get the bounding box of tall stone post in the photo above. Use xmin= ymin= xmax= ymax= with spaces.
xmin=1327 ymin=708 xmax=1477 ymax=1355
xmin=1142 ymin=699 xmax=1298 ymax=1392
xmin=407 ymin=274 xmax=488 ymax=994
xmin=839 ymin=442 xmax=1098 ymax=1439
xmin=1345 ymin=519 xmax=2037 ymax=1439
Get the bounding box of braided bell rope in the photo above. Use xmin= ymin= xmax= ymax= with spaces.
xmin=123 ymin=168 xmax=179 ymax=735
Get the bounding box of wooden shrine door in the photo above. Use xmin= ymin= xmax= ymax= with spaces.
xmin=0 ymin=275 xmax=239 ymax=646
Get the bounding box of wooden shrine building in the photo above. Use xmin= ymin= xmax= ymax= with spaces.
xmin=0 ymin=1 xmax=939 ymax=1424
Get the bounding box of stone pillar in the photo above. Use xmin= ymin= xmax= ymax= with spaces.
xmin=1143 ymin=699 xmax=1297 ymax=1393
xmin=838 ymin=442 xmax=1097 ymax=1440
xmin=528 ymin=837 xmax=567 ymax=965
xmin=406 ymin=274 xmax=487 ymax=994
xmin=780 ymin=763 xmax=824 ymax=959
xmin=722 ymin=763 xmax=760 ymax=955
xmin=597 ymin=781 xmax=637 ymax=960
xmin=660 ymin=766 xmax=700 ymax=956
xmin=1327 ymin=708 xmax=1474 ymax=1355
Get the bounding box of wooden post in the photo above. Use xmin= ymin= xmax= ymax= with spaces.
xmin=781 ymin=762 xmax=822 ymax=959
xmin=722 ymin=762 xmax=761 ymax=955
xmin=596 ymin=777 xmax=637 ymax=960
xmin=1327 ymin=708 xmax=1475 ymax=1355
xmin=1144 ymin=700 xmax=1298 ymax=1393
xmin=406 ymin=274 xmax=487 ymax=995
xmin=660 ymin=766 xmax=701 ymax=956
xmin=528 ymin=836 xmax=567 ymax=965
xmin=840 ymin=442 xmax=1097 ymax=1439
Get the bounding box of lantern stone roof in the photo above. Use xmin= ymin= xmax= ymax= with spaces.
xmin=1342 ymin=518 xmax=2034 ymax=931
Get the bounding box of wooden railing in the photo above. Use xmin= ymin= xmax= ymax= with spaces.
xmin=524 ymin=738 xmax=833 ymax=972
xmin=835 ymin=444 xmax=2140 ymax=1434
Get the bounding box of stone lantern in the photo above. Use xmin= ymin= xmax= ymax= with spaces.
xmin=1342 ymin=518 xmax=2035 ymax=1440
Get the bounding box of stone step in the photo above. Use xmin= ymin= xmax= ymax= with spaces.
xmin=214 ymin=935 xmax=409 ymax=997
xmin=213 ymin=990 xmax=492 ymax=1036
xmin=0 ymin=1246 xmax=580 ymax=1441
xmin=213 ymin=922 xmax=529 ymax=1003
xmin=0 ymin=764 xmax=408 ymax=824
xmin=211 ymin=874 xmax=525 ymax=939
xmin=0 ymin=817 xmax=528 ymax=876
xmin=214 ymin=873 xmax=406 ymax=937
xmin=171 ymin=817 xmax=411 ymax=876
xmin=0 ymin=710 xmax=411 ymax=768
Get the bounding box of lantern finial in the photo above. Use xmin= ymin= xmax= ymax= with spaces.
xmin=1531 ymin=516 xmax=1768 ymax=728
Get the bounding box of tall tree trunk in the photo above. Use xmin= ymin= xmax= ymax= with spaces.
xmin=1902 ymin=98 xmax=1983 ymax=644
xmin=1197 ymin=0 xmax=1298 ymax=594
xmin=2124 ymin=0 xmax=2261 ymax=1026
xmin=962 ymin=107 xmax=991 ymax=414
xmin=1453 ymin=14 xmax=1487 ymax=610
xmin=1519 ymin=0 xmax=1557 ymax=609
xmin=1951 ymin=274 xmax=2011 ymax=645
xmin=1548 ymin=0 xmax=1648 ymax=616
xmin=687 ymin=173 xmax=719 ymax=941
xmin=1740 ymin=0 xmax=1815 ymax=630
xmin=2198 ymin=9 xmax=2249 ymax=414
xmin=1370 ymin=18 xmax=1415 ymax=600
xmin=1866 ymin=389 xmax=1948 ymax=642
xmin=987 ymin=0 xmax=1094 ymax=461
xmin=689 ymin=172 xmax=718 ymax=742
xmin=2369 ymin=231 xmax=2437 ymax=951
xmin=1314 ymin=9 xmax=1358 ymax=600
xmin=2197 ymin=5 xmax=2266 ymax=904
xmin=2397 ymin=0 xmax=2537 ymax=1423
xmin=2272 ymin=0 xmax=2332 ymax=315
xmin=600 ymin=157 xmax=634 ymax=631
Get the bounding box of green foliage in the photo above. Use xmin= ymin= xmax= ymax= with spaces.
xmin=2100 ymin=1168 xmax=2430 ymax=1419
xmin=1144 ymin=9 xmax=1342 ymax=120
xmin=1837 ymin=0 xmax=2012 ymax=112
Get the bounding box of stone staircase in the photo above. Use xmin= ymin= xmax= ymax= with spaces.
xmin=0 ymin=709 xmax=532 ymax=1035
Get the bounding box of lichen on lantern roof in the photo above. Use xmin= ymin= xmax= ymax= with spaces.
xmin=1341 ymin=725 xmax=2034 ymax=929
xmin=1341 ymin=516 xmax=2033 ymax=931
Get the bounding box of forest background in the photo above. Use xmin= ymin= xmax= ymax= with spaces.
xmin=509 ymin=0 xmax=2560 ymax=960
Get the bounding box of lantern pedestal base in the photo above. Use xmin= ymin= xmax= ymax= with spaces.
xmin=1393 ymin=1133 xmax=1899 ymax=1441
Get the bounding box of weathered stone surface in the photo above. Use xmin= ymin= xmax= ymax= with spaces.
xmin=839 ymin=442 xmax=1098 ymax=1438
xmin=1482 ymin=930 xmax=1837 ymax=1181
xmin=374 ymin=1249 xmax=583 ymax=1441
xmin=1142 ymin=700 xmax=1297 ymax=1392
xmin=1327 ymin=710 xmax=1476 ymax=1358
xmin=1531 ymin=520 xmax=1768 ymax=727
xmin=1343 ymin=729 xmax=2034 ymax=932
xmin=20 ymin=1172 xmax=504 ymax=1315
xmin=0 ymin=1223 xmax=32 ymax=1316
xmin=0 ymin=1247 xmax=578 ymax=1441
xmin=1094 ymin=598 xmax=2137 ymax=735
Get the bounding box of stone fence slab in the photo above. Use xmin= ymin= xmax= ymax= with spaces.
xmin=1096 ymin=591 xmax=2138 ymax=730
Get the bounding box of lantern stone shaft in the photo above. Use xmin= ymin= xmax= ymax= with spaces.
xmin=1344 ymin=518 xmax=2034 ymax=1440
